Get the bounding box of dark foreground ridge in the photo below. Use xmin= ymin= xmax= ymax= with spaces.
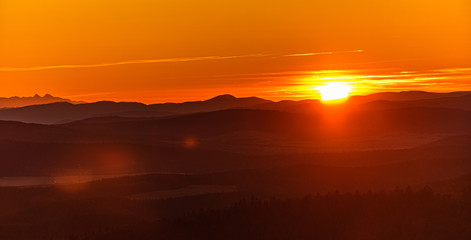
xmin=1 ymin=183 xmax=470 ymax=240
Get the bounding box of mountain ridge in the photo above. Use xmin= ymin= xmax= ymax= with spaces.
xmin=0 ymin=94 xmax=84 ymax=109
xmin=0 ymin=91 xmax=470 ymax=124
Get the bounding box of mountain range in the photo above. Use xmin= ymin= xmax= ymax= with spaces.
xmin=0 ymin=94 xmax=83 ymax=109
xmin=0 ymin=90 xmax=468 ymax=177
xmin=0 ymin=91 xmax=469 ymax=124
xmin=0 ymin=90 xmax=469 ymax=180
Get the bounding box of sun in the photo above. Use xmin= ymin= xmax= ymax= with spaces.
xmin=317 ymin=82 xmax=352 ymax=102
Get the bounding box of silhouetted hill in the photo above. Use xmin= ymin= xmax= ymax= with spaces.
xmin=0 ymin=106 xmax=470 ymax=179
xmin=346 ymin=107 xmax=471 ymax=134
xmin=0 ymin=91 xmax=470 ymax=124
xmin=61 ymin=107 xmax=471 ymax=144
xmin=147 ymin=94 xmax=272 ymax=114
xmin=418 ymin=134 xmax=471 ymax=149
xmin=1 ymin=134 xmax=471 ymax=191
xmin=0 ymin=106 xmax=469 ymax=148
xmin=359 ymin=93 xmax=471 ymax=111
xmin=0 ymin=95 xmax=272 ymax=124
xmin=0 ymin=120 xmax=81 ymax=142
xmin=0 ymin=101 xmax=149 ymax=124
xmin=0 ymin=140 xmax=253 ymax=176
xmin=349 ymin=90 xmax=471 ymax=103
xmin=250 ymin=99 xmax=323 ymax=114
xmin=250 ymin=92 xmax=471 ymax=114
xmin=0 ymin=94 xmax=83 ymax=109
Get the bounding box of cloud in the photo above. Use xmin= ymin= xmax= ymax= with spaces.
xmin=284 ymin=49 xmax=363 ymax=57
xmin=0 ymin=54 xmax=267 ymax=72
xmin=201 ymin=67 xmax=471 ymax=97
xmin=0 ymin=50 xmax=363 ymax=72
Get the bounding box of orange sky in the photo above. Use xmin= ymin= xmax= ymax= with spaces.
xmin=1 ymin=0 xmax=470 ymax=103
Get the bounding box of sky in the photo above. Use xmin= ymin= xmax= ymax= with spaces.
xmin=1 ymin=0 xmax=470 ymax=103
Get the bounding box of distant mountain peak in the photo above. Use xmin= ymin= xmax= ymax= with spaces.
xmin=208 ymin=94 xmax=237 ymax=101
xmin=0 ymin=94 xmax=83 ymax=109
xmin=29 ymin=94 xmax=56 ymax=99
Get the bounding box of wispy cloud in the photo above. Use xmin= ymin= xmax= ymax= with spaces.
xmin=0 ymin=50 xmax=363 ymax=72
xmin=0 ymin=54 xmax=266 ymax=72
xmin=284 ymin=49 xmax=363 ymax=57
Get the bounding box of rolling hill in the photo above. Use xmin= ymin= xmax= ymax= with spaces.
xmin=0 ymin=94 xmax=271 ymax=124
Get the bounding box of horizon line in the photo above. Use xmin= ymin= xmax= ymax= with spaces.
xmin=1 ymin=89 xmax=469 ymax=105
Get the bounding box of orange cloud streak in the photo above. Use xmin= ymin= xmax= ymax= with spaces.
xmin=0 ymin=50 xmax=363 ymax=72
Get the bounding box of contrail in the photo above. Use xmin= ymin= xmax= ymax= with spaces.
xmin=0 ymin=54 xmax=268 ymax=72
xmin=0 ymin=50 xmax=363 ymax=72
xmin=284 ymin=49 xmax=363 ymax=57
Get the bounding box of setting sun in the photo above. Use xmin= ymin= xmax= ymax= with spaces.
xmin=317 ymin=82 xmax=352 ymax=102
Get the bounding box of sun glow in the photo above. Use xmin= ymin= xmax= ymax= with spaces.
xmin=317 ymin=82 xmax=352 ymax=102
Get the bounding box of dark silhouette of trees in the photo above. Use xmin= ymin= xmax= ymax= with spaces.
xmin=0 ymin=186 xmax=470 ymax=239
